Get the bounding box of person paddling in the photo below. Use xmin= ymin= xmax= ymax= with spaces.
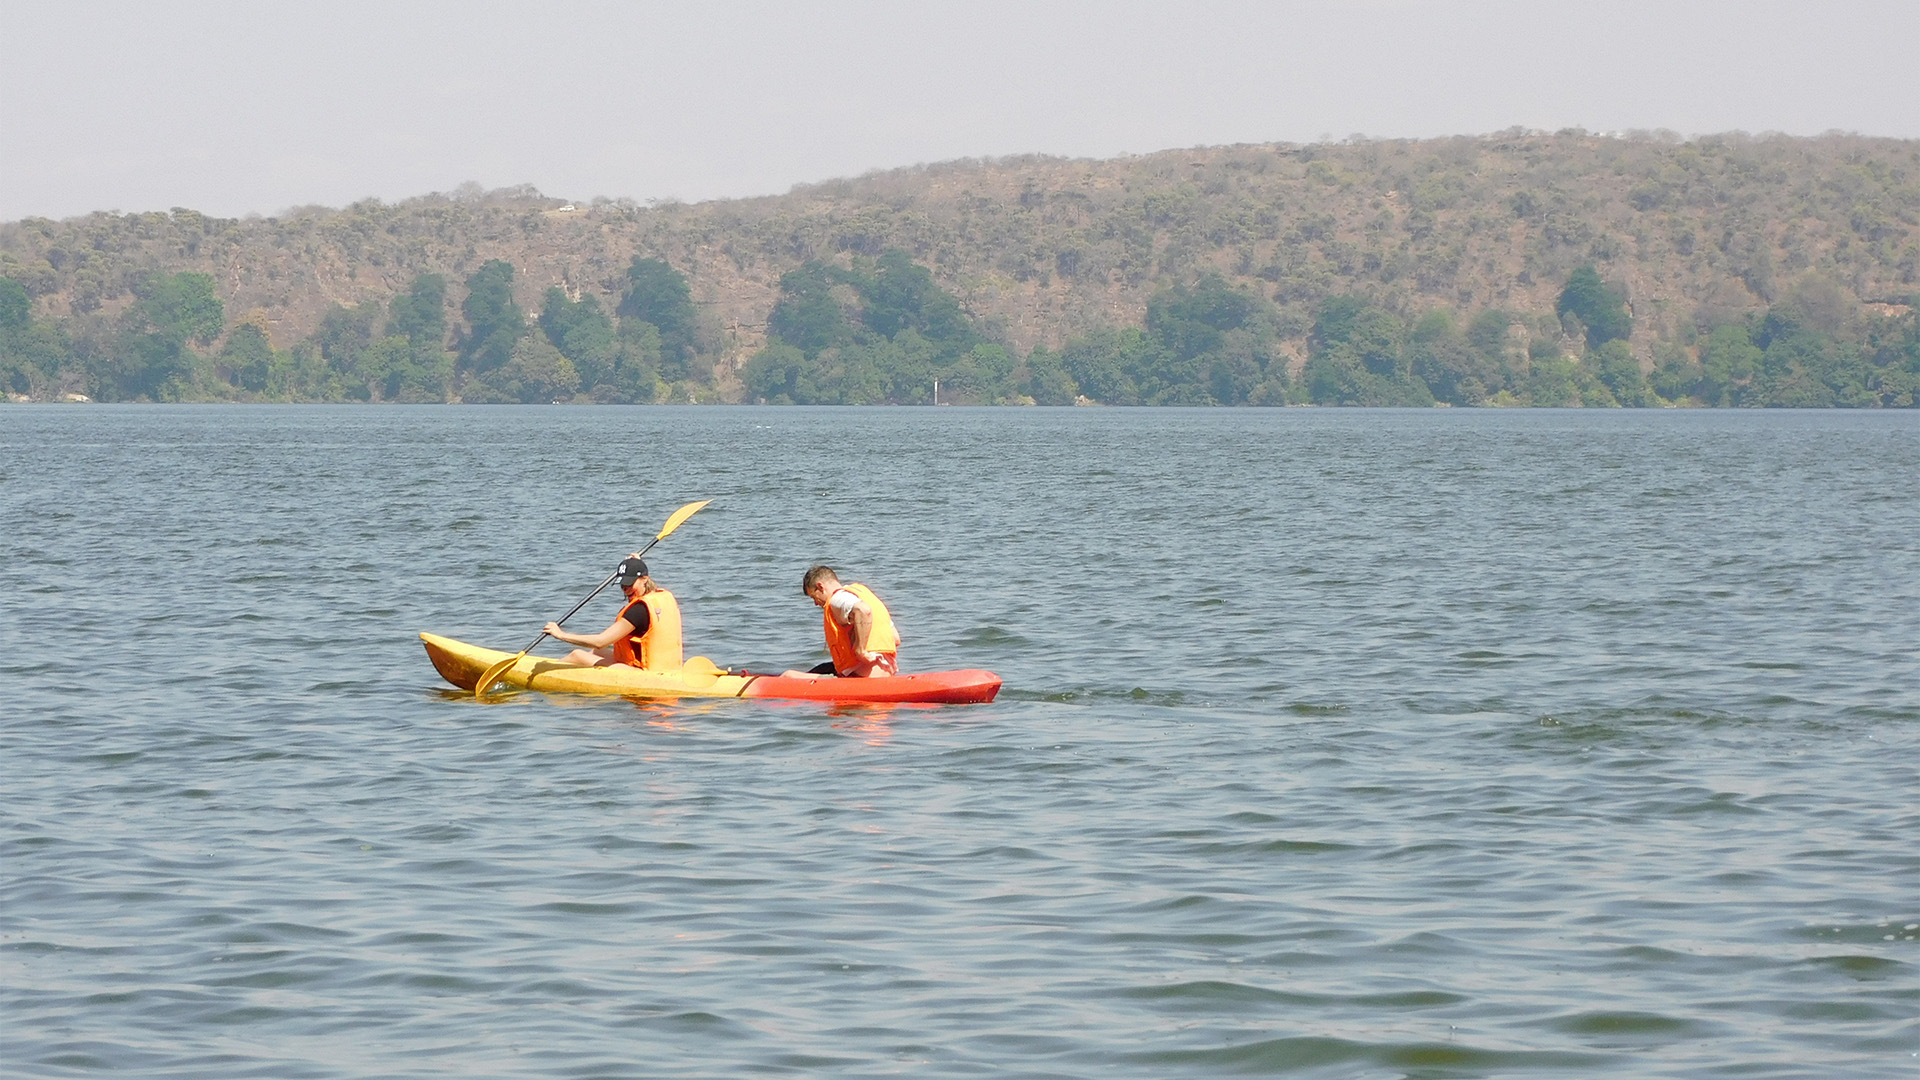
xmin=544 ymin=555 xmax=684 ymax=670
xmin=790 ymin=565 xmax=900 ymax=678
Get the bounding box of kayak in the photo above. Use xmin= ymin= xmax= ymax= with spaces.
xmin=420 ymin=632 xmax=1002 ymax=704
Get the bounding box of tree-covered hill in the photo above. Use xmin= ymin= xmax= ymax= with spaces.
xmin=3 ymin=130 xmax=1916 ymax=405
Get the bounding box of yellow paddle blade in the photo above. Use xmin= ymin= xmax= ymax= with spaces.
xmin=655 ymin=499 xmax=712 ymax=541
xmin=679 ymin=655 xmax=726 ymax=688
xmin=474 ymin=650 xmax=528 ymax=699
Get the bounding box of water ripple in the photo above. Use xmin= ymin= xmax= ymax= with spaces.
xmin=2 ymin=406 xmax=1916 ymax=1078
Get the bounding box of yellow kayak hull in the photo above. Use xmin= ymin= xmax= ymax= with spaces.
xmin=421 ymin=632 xmax=750 ymax=697
xmin=420 ymin=632 xmax=1003 ymax=704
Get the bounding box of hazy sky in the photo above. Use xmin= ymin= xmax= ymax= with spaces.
xmin=4 ymin=0 xmax=1915 ymax=222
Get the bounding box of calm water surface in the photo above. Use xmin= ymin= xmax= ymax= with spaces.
xmin=2 ymin=405 xmax=1916 ymax=1079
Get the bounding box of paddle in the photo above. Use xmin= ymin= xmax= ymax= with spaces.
xmin=678 ymin=655 xmax=730 ymax=689
xmin=474 ymin=499 xmax=712 ymax=698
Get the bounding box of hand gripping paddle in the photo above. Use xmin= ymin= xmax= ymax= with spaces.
xmin=474 ymin=499 xmax=712 ymax=698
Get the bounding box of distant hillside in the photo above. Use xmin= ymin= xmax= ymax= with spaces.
xmin=4 ymin=131 xmax=1917 ymax=405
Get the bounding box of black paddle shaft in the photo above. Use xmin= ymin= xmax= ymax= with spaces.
xmin=513 ymin=534 xmax=668 ymax=655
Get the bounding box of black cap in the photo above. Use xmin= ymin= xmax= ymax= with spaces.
xmin=616 ymin=557 xmax=649 ymax=585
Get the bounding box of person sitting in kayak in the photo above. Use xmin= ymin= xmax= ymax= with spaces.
xmin=790 ymin=565 xmax=900 ymax=678
xmin=543 ymin=555 xmax=684 ymax=670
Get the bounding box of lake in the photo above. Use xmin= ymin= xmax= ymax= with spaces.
xmin=2 ymin=405 xmax=1915 ymax=1078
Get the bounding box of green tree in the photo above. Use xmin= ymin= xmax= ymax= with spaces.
xmin=1649 ymin=343 xmax=1703 ymax=404
xmin=282 ymin=341 xmax=333 ymax=400
xmin=611 ymin=319 xmax=660 ymax=402
xmin=350 ymin=336 xmax=405 ymax=400
xmin=744 ymin=341 xmax=809 ymax=404
xmin=471 ymin=335 xmax=579 ymax=403
xmin=219 ymin=323 xmax=276 ymax=394
xmin=539 ymin=287 xmax=618 ymax=390
xmin=315 ymin=303 xmax=377 ymax=387
xmin=1524 ymin=353 xmax=1580 ymax=407
xmin=104 ymin=272 xmax=224 ymax=399
xmin=859 ymin=249 xmax=973 ymax=348
xmin=369 ymin=276 xmax=454 ymax=401
xmin=1017 ymin=346 xmax=1079 ymax=405
xmin=0 ymin=276 xmax=71 ymax=394
xmin=1589 ymin=339 xmax=1653 ymax=406
xmin=0 ymin=277 xmax=30 ymax=332
xmin=767 ymin=262 xmax=853 ymax=358
xmin=1751 ymin=307 xmax=1845 ymax=407
xmin=387 ymin=273 xmax=447 ymax=347
xmin=1304 ymin=295 xmax=1433 ymax=405
xmin=619 ymin=258 xmax=699 ymax=380
xmin=1203 ymin=330 xmax=1268 ymax=405
xmin=756 ymin=249 xmax=1005 ymax=403
xmin=874 ymin=327 xmax=939 ymax=402
xmin=350 ymin=334 xmax=451 ymax=402
xmin=813 ymin=341 xmax=891 ymax=404
xmin=1697 ymin=323 xmax=1761 ymax=405
xmin=1061 ymin=327 xmax=1153 ymax=405
xmin=1146 ymin=275 xmax=1256 ymax=362
xmin=538 ymin=285 xmax=585 ymax=346
xmin=743 ymin=337 xmax=899 ymax=405
xmin=1313 ymin=295 xmax=1402 ymax=376
xmin=1139 ymin=275 xmax=1278 ymax=405
xmin=1466 ymin=309 xmax=1515 ymax=357
xmin=1556 ymin=265 xmax=1632 ymax=348
xmin=458 ymin=260 xmax=524 ymax=377
xmin=135 ymin=272 xmax=224 ymax=345
xmin=1409 ymin=310 xmax=1507 ymax=405
xmin=938 ymin=342 xmax=1017 ymax=404
xmin=1863 ymin=311 xmax=1919 ymax=407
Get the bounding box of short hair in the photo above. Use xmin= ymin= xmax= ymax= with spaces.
xmin=802 ymin=565 xmax=840 ymax=595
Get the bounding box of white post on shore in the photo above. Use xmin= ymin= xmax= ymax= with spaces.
xmin=934 ymin=379 xmax=940 ymax=406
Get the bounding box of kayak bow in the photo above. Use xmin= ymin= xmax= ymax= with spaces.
xmin=421 ymin=632 xmax=1001 ymax=705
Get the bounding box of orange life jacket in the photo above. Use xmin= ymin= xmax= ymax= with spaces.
xmin=823 ymin=583 xmax=899 ymax=674
xmin=611 ymin=588 xmax=683 ymax=670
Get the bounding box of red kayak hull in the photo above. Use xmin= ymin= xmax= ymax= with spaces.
xmin=421 ymin=632 xmax=999 ymax=704
xmin=739 ymin=669 xmax=1002 ymax=704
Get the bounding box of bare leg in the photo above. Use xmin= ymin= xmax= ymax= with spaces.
xmin=562 ymin=647 xmax=617 ymax=667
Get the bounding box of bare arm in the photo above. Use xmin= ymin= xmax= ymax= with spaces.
xmin=846 ymin=601 xmax=877 ymax=658
xmin=545 ymin=616 xmax=636 ymax=650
